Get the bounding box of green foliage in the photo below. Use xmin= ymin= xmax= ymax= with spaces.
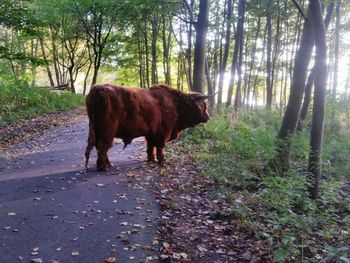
xmin=178 ymin=108 xmax=350 ymax=262
xmin=0 ymin=83 xmax=84 ymax=127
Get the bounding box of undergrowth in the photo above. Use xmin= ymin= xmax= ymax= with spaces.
xmin=178 ymin=105 xmax=350 ymax=262
xmin=0 ymin=82 xmax=85 ymax=127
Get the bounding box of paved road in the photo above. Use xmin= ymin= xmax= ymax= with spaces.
xmin=0 ymin=114 xmax=159 ymax=263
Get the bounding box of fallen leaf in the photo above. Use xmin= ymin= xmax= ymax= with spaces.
xmin=241 ymin=250 xmax=252 ymax=261
xmin=162 ymin=242 xmax=170 ymax=248
xmin=197 ymin=245 xmax=208 ymax=252
xmin=103 ymin=257 xmax=116 ymax=263
xmin=71 ymin=251 xmax=79 ymax=256
xmin=180 ymin=252 xmax=188 ymax=259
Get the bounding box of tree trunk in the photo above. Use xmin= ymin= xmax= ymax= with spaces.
xmin=137 ymin=34 xmax=145 ymax=87
xmin=91 ymin=48 xmax=103 ymax=85
xmin=226 ymin=0 xmax=246 ymax=107
xmin=252 ymin=23 xmax=268 ymax=106
xmin=274 ymin=4 xmax=314 ymax=171
xmin=298 ymin=2 xmax=334 ymax=128
xmin=345 ymin=55 xmax=350 ymax=98
xmin=31 ymin=39 xmax=38 ymax=87
xmin=308 ymin=0 xmax=328 ymax=200
xmin=217 ymin=0 xmax=233 ymax=108
xmin=39 ymin=38 xmax=55 ymax=87
xmin=271 ymin=0 xmax=281 ymax=107
xmin=233 ymin=11 xmax=245 ymax=109
xmin=266 ymin=0 xmax=273 ymax=108
xmin=83 ymin=60 xmax=93 ymax=95
xmin=332 ymin=1 xmax=340 ymax=99
xmin=185 ymin=0 xmax=195 ymax=90
xmin=151 ymin=14 xmax=159 ymax=85
xmin=246 ymin=4 xmax=261 ymax=106
xmin=162 ymin=16 xmax=172 ymax=85
xmin=205 ymin=59 xmax=215 ymax=113
xmin=144 ymin=21 xmax=150 ymax=88
xmin=192 ymin=0 xmax=209 ymax=93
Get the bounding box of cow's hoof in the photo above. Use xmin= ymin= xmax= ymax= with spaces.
xmin=147 ymin=157 xmax=156 ymax=162
xmin=158 ymin=160 xmax=165 ymax=167
xmin=97 ymin=163 xmax=109 ymax=171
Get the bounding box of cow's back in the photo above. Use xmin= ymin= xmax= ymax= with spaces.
xmin=86 ymin=84 xmax=175 ymax=142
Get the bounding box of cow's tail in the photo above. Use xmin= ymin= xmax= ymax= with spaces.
xmin=85 ymin=125 xmax=95 ymax=169
xmin=85 ymin=89 xmax=96 ymax=169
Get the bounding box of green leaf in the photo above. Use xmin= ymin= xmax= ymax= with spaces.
xmin=273 ymin=248 xmax=289 ymax=262
xmin=340 ymin=257 xmax=350 ymax=263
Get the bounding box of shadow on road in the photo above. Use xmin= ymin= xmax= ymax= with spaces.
xmin=0 ymin=117 xmax=160 ymax=262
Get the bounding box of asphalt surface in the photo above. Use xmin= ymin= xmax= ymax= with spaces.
xmin=0 ymin=116 xmax=160 ymax=263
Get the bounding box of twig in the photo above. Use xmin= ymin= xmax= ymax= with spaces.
xmin=172 ymin=12 xmax=197 ymax=25
xmin=291 ymin=0 xmax=308 ymax=20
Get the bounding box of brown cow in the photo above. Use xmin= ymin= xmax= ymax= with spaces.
xmin=85 ymin=84 xmax=210 ymax=171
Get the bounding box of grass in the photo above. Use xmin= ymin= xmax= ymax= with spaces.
xmin=0 ymin=84 xmax=85 ymax=127
xmin=177 ymin=103 xmax=350 ymax=262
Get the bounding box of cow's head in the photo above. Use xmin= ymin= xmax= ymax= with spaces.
xmin=186 ymin=93 xmax=212 ymax=125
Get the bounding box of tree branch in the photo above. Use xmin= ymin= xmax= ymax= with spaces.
xmin=292 ymin=0 xmax=308 ymax=20
xmin=172 ymin=12 xmax=197 ymax=25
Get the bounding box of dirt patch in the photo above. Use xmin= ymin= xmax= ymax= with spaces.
xmin=0 ymin=107 xmax=86 ymax=148
xmin=157 ymin=144 xmax=271 ymax=262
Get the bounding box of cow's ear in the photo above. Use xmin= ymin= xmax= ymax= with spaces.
xmin=193 ymin=92 xmax=217 ymax=101
xmin=194 ymin=94 xmax=210 ymax=100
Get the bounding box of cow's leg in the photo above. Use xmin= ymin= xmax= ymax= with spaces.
xmin=96 ymin=148 xmax=111 ymax=171
xmin=156 ymin=143 xmax=166 ymax=166
xmin=96 ymin=126 xmax=115 ymax=171
xmin=146 ymin=136 xmax=156 ymax=162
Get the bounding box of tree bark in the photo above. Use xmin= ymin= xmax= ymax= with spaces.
xmin=332 ymin=1 xmax=340 ymax=99
xmin=298 ymin=2 xmax=334 ymax=128
xmin=266 ymin=0 xmax=273 ymax=108
xmin=226 ymin=0 xmax=246 ymax=107
xmin=162 ymin=16 xmax=172 ymax=85
xmin=31 ymin=39 xmax=38 ymax=87
xmin=39 ymin=38 xmax=55 ymax=87
xmin=252 ymin=23 xmax=268 ymax=107
xmin=144 ymin=21 xmax=150 ymax=87
xmin=345 ymin=55 xmax=350 ymax=98
xmin=274 ymin=4 xmax=314 ymax=171
xmin=205 ymin=59 xmax=215 ymax=113
xmin=192 ymin=0 xmax=209 ymax=93
xmin=246 ymin=3 xmax=261 ymax=106
xmin=185 ymin=0 xmax=195 ymax=90
xmin=217 ymin=0 xmax=233 ymax=108
xmin=271 ymin=0 xmax=281 ymax=107
xmin=308 ymin=0 xmax=328 ymax=200
xmin=151 ymin=14 xmax=159 ymax=85
xmin=233 ymin=10 xmax=245 ymax=109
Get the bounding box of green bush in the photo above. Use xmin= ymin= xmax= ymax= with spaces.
xmin=0 ymin=83 xmax=85 ymax=127
xmin=177 ymin=107 xmax=350 ymax=262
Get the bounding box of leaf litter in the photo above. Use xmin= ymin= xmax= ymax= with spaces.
xmin=157 ymin=146 xmax=270 ymax=262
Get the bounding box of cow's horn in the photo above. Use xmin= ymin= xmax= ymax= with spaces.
xmin=195 ymin=92 xmax=217 ymax=100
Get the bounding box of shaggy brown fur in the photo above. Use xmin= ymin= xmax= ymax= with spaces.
xmin=85 ymin=84 xmax=210 ymax=171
